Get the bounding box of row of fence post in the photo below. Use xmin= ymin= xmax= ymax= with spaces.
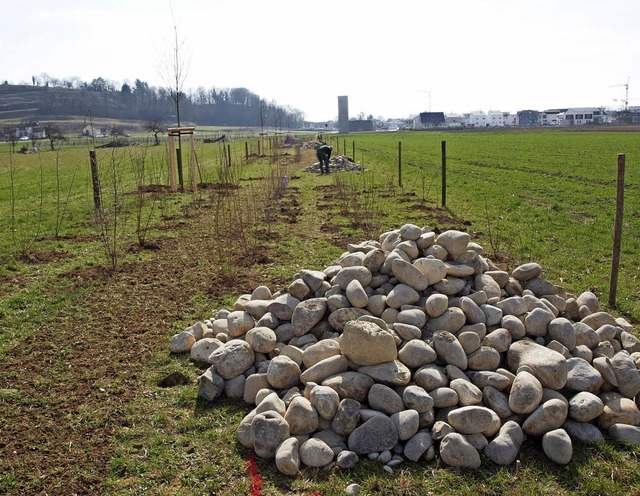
xmin=325 ymin=136 xmax=627 ymax=309
xmin=85 ymin=138 xmax=627 ymax=310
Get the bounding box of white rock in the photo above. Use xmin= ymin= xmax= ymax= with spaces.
xmin=522 ymin=399 xmax=568 ymax=436
xmin=542 ymin=428 xmax=572 ymax=465
xmin=568 ymin=391 xmax=604 ymax=422
xmin=169 ymin=331 xmax=196 ymax=353
xmin=299 ymin=438 xmax=334 ymax=467
xmin=275 ymin=437 xmax=300 ymax=475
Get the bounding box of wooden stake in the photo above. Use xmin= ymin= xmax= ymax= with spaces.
xmin=398 ymin=141 xmax=402 ymax=187
xmin=441 ymin=140 xmax=447 ymax=207
xmin=609 ymin=153 xmax=625 ymax=307
xmin=89 ymin=150 xmax=101 ymax=210
xmin=168 ymin=133 xmax=177 ymax=192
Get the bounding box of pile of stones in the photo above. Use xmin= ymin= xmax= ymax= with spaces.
xmin=169 ymin=226 xmax=640 ymax=475
xmin=304 ymin=155 xmax=365 ymax=174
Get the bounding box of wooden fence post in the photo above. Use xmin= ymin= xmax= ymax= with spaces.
xmin=89 ymin=150 xmax=101 ymax=210
xmin=609 ymin=153 xmax=626 ymax=307
xmin=398 ymin=141 xmax=402 ymax=187
xmin=352 ymin=141 xmax=355 ymax=162
xmin=245 ymin=141 xmax=248 ymax=160
xmin=441 ymin=140 xmax=447 ymax=207
xmin=168 ymin=133 xmax=178 ymax=192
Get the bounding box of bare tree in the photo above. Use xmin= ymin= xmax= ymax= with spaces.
xmin=8 ymin=133 xmax=19 ymax=154
xmin=44 ymin=124 xmax=67 ymax=151
xmin=158 ymin=3 xmax=189 ymax=189
xmin=145 ymin=118 xmax=163 ymax=146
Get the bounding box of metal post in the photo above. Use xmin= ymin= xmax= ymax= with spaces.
xmin=609 ymin=153 xmax=625 ymax=307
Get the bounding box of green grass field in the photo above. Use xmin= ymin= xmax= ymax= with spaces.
xmin=1 ymin=128 xmax=640 ymax=495
xmin=324 ymin=129 xmax=640 ymax=320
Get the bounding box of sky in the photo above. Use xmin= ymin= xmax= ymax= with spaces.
xmin=1 ymin=0 xmax=639 ymax=122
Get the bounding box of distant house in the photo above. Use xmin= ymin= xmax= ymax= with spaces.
xmin=444 ymin=113 xmax=466 ymax=128
xmin=413 ymin=112 xmax=445 ymax=129
xmin=15 ymin=120 xmax=44 ymax=139
xmin=517 ymin=110 xmax=539 ymax=126
xmin=468 ymin=111 xmax=488 ymax=128
xmin=559 ymin=107 xmax=605 ymax=126
xmin=487 ymin=110 xmax=505 ymax=127
xmin=503 ymin=112 xmax=518 ymax=126
xmin=541 ymin=109 xmax=565 ymax=126
xmin=348 ymin=119 xmax=375 ymax=132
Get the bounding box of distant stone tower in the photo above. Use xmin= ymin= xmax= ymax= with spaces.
xmin=338 ymin=95 xmax=349 ymax=134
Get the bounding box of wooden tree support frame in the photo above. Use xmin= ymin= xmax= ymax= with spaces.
xmin=167 ymin=127 xmax=197 ymax=192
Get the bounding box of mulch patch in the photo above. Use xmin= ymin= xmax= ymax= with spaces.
xmin=15 ymin=249 xmax=74 ymax=265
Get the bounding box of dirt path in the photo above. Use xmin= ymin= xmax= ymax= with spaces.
xmin=0 ymin=150 xmax=359 ymax=495
xmin=1 ymin=147 xmax=458 ymax=495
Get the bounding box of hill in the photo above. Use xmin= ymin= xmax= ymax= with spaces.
xmin=0 ymin=81 xmax=305 ymax=134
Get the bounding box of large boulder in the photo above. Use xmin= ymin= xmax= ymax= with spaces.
xmin=507 ymin=340 xmax=567 ymax=389
xmin=340 ymin=320 xmax=397 ymax=366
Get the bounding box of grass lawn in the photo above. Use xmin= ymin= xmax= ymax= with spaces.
xmin=1 ymin=129 xmax=639 ymax=495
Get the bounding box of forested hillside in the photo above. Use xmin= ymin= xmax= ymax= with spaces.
xmin=0 ymin=77 xmax=305 ymax=129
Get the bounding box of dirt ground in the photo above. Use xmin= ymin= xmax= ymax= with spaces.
xmin=0 ymin=154 xmax=459 ymax=495
xmin=1 ymin=187 xmax=300 ymax=495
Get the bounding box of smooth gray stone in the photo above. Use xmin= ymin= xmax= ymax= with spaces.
xmin=331 ymin=398 xmax=362 ymax=436
xmin=299 ymin=438 xmax=334 ymax=467
xmin=436 ymin=230 xmax=471 ymax=259
xmin=358 ymin=360 xmax=412 ymax=387
xmin=275 ymin=437 xmax=300 ymax=475
xmin=608 ymin=424 xmax=640 ymax=445
xmin=432 ymin=331 xmax=468 ymax=369
xmin=568 ymin=391 xmax=604 ymax=422
xmin=403 ymin=431 xmax=434 ymax=461
xmin=348 ymin=415 xmax=399 ymax=454
xmin=562 ymin=419 xmax=605 ymax=444
xmin=252 ymin=411 xmax=290 ymax=458
xmin=336 ymin=450 xmax=360 ymax=469
xmin=507 ymin=339 xmax=567 ymax=389
xmin=291 ymin=298 xmax=328 ymax=337
xmin=322 ymin=372 xmax=374 ymax=402
xmin=522 ymin=398 xmax=568 ymax=436
xmin=484 ymin=421 xmax=523 ymax=465
xmin=197 ymin=367 xmax=225 ymax=401
xmin=439 ymin=432 xmax=481 ymax=469
xmin=542 ymin=429 xmax=572 ymax=465
xmin=368 ymin=383 xmax=405 ymax=415
xmin=211 ymin=339 xmax=255 ymax=380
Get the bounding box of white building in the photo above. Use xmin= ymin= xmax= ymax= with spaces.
xmin=503 ymin=113 xmax=518 ymax=126
xmin=445 ymin=113 xmax=466 ymax=128
xmin=559 ymin=107 xmax=606 ymax=126
xmin=487 ymin=110 xmax=505 ymax=127
xmin=541 ymin=110 xmax=562 ymax=126
xmin=468 ymin=111 xmax=488 ymax=128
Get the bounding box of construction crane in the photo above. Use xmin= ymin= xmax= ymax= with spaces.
xmin=416 ymin=89 xmax=432 ymax=112
xmin=610 ymin=77 xmax=630 ymax=111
